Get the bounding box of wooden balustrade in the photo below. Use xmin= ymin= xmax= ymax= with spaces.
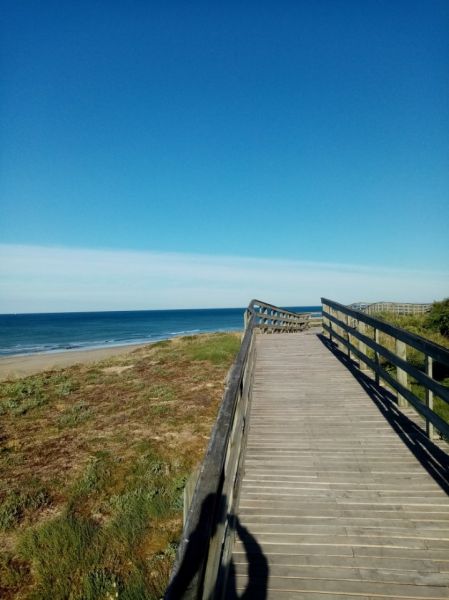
xmin=322 ymin=297 xmax=449 ymax=441
xmin=348 ymin=301 xmax=432 ymax=315
xmin=245 ymin=299 xmax=311 ymax=333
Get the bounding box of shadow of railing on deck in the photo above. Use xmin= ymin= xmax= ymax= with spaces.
xmin=318 ymin=334 xmax=449 ymax=496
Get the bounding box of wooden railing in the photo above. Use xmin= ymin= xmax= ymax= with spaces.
xmin=322 ymin=298 xmax=449 ymax=440
xmin=165 ymin=300 xmax=311 ymax=600
xmin=348 ymin=301 xmax=432 ymax=316
xmin=245 ymin=299 xmax=311 ymax=333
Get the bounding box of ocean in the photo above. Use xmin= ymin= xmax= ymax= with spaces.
xmin=0 ymin=306 xmax=322 ymax=357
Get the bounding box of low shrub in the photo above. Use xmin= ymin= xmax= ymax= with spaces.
xmin=426 ymin=298 xmax=449 ymax=337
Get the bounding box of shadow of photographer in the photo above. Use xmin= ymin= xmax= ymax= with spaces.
xmin=165 ymin=493 xmax=268 ymax=600
xmin=225 ymin=515 xmax=268 ymax=599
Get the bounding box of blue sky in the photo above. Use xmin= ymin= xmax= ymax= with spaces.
xmin=1 ymin=1 xmax=448 ymax=311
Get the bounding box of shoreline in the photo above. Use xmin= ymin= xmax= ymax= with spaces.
xmin=0 ymin=329 xmax=243 ymax=381
xmin=0 ymin=342 xmax=151 ymax=381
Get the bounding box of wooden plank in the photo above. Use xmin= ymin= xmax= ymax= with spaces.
xmin=234 ymin=593 xmax=442 ymax=600
xmin=231 ymin=551 xmax=449 ymax=572
xmin=232 ymin=573 xmax=449 ymax=597
xmin=226 ymin=332 xmax=449 ymax=600
xmin=231 ymin=562 xmax=449 ymax=586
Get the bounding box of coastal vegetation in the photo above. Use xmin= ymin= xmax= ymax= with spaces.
xmin=374 ymin=299 xmax=449 ymax=348
xmin=0 ymin=332 xmax=240 ymax=600
xmin=371 ymin=299 xmax=449 ymax=426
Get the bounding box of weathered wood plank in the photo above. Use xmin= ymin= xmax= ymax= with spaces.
xmin=232 ymin=573 xmax=449 ymax=598
xmin=231 ymin=562 xmax=449 ymax=586
xmin=226 ymin=333 xmax=449 ymax=599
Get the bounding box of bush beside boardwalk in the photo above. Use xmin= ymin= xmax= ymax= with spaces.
xmin=0 ymin=333 xmax=240 ymax=600
xmin=371 ymin=298 xmax=449 ymax=425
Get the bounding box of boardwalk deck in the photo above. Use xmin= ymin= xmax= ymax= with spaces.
xmin=227 ymin=332 xmax=449 ymax=600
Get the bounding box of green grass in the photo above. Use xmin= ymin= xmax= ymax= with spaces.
xmin=16 ymin=446 xmax=184 ymax=599
xmin=0 ymin=373 xmax=78 ymax=416
xmin=143 ymin=383 xmax=175 ymax=402
xmin=57 ymin=401 xmax=92 ymax=428
xmin=368 ymin=310 xmax=449 ymax=432
xmin=141 ymin=332 xmax=241 ymax=369
xmin=67 ymin=451 xmax=113 ymax=512
xmin=0 ymin=379 xmax=48 ymax=416
xmin=181 ymin=332 xmax=241 ymax=365
xmin=0 ymin=332 xmax=240 ymax=599
xmin=0 ymin=483 xmax=51 ymax=532
xmin=408 ymin=377 xmax=449 ymax=427
xmin=0 ymin=553 xmax=30 ymax=595
xmin=18 ymin=513 xmax=98 ymax=599
xmin=372 ymin=311 xmax=449 ymax=351
xmin=150 ymin=404 xmax=170 ymax=416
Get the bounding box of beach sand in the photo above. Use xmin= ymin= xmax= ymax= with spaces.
xmin=0 ymin=343 xmax=149 ymax=381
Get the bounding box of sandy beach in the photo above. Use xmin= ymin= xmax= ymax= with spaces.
xmin=0 ymin=343 xmax=149 ymax=381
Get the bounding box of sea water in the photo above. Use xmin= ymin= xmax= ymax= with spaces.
xmin=0 ymin=306 xmax=321 ymax=357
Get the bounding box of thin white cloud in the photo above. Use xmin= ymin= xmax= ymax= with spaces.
xmin=0 ymin=244 xmax=447 ymax=313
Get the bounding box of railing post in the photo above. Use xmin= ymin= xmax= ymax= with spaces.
xmin=183 ymin=469 xmax=199 ymax=526
xmin=425 ymin=355 xmax=435 ymax=439
xmin=336 ymin=309 xmax=342 ymax=347
xmin=323 ymin=304 xmax=331 ymax=341
xmin=344 ymin=313 xmax=351 ymax=359
xmin=395 ymin=339 xmax=408 ymax=408
xmin=333 ymin=309 xmax=340 ymax=348
xmin=374 ymin=328 xmax=380 ymax=384
xmin=358 ymin=320 xmax=368 ymax=370
xmin=328 ymin=305 xmax=334 ymax=343
xmin=338 ymin=310 xmax=346 ymax=353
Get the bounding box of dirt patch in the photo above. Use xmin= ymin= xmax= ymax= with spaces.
xmin=101 ymin=365 xmax=135 ymax=374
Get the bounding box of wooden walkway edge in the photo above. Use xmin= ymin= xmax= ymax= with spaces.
xmin=228 ymin=332 xmax=449 ymax=600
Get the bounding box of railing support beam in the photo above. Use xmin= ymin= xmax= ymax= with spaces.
xmin=426 ymin=355 xmax=435 ymax=440
xmin=395 ymin=339 xmax=408 ymax=408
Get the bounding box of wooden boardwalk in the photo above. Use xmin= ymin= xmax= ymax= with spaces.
xmin=228 ymin=332 xmax=449 ymax=599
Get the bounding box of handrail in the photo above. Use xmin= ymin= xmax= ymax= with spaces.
xmin=245 ymin=299 xmax=311 ymax=332
xmin=323 ymin=298 xmax=449 ymax=366
xmin=348 ymin=301 xmax=432 ymax=316
xmin=321 ymin=297 xmax=449 ymax=440
xmin=165 ymin=300 xmax=310 ymax=600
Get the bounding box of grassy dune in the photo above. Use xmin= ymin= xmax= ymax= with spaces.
xmin=0 ymin=333 xmax=241 ymax=599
